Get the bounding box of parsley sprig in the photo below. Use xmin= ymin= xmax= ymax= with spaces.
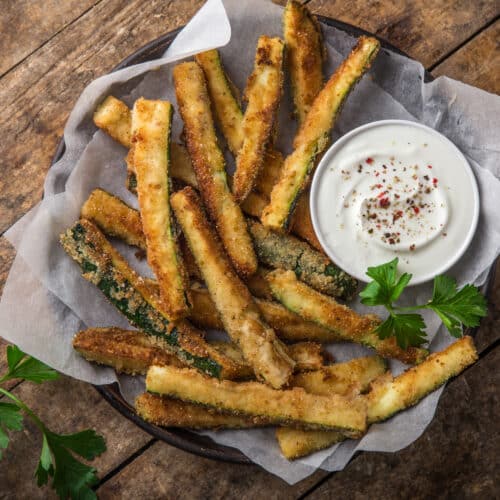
xmin=360 ymin=258 xmax=487 ymax=349
xmin=0 ymin=345 xmax=106 ymax=499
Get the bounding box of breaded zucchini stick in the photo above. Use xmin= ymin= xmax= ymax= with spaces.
xmin=173 ymin=62 xmax=257 ymax=277
xmin=366 ymin=336 xmax=477 ymax=423
xmin=93 ymin=96 xmax=198 ymax=189
xmin=276 ymin=428 xmax=344 ymax=460
xmin=276 ymin=357 xmax=386 ymax=460
xmin=60 ymin=220 xmax=237 ymax=379
xmin=211 ymin=340 xmax=324 ymax=375
xmin=233 ymin=36 xmax=284 ymax=202
xmin=262 ymin=36 xmax=380 ymax=230
xmin=194 ymin=50 xmax=244 ymax=156
xmin=283 ymin=0 xmax=325 ymax=123
xmin=146 ymin=365 xmax=367 ymax=436
xmin=73 ymin=326 xmax=323 ymax=379
xmin=291 ymin=356 xmax=387 ymax=397
xmin=73 ymin=327 xmax=187 ymax=375
xmin=189 ymin=283 xmax=338 ymax=343
xmin=171 ymin=187 xmax=295 ymax=388
xmin=131 ymin=98 xmax=190 ymax=319
xmin=248 ymin=220 xmax=357 ymax=300
xmin=94 ymin=95 xmax=132 ymax=147
xmin=81 ymin=189 xmax=144 ymax=248
xmin=266 ymin=270 xmax=429 ymax=364
xmin=136 ymin=393 xmax=270 ymax=429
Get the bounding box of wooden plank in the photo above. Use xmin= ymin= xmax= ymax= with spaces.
xmin=432 ymin=21 xmax=500 ymax=94
xmin=287 ymin=0 xmax=499 ymax=68
xmin=306 ymin=346 xmax=500 ymax=499
xmin=0 ymin=0 xmax=203 ymax=235
xmin=0 ymin=0 xmax=100 ymax=76
xmin=0 ymin=376 xmax=152 ymax=499
xmin=97 ymin=440 xmax=328 ymax=499
xmin=475 ymin=258 xmax=500 ymax=353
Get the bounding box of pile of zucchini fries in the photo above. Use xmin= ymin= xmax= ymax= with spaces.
xmin=62 ymin=1 xmax=478 ymax=460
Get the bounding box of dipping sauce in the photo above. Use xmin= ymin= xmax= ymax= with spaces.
xmin=310 ymin=121 xmax=479 ymax=285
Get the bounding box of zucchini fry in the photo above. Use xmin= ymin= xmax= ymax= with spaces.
xmin=81 ymin=189 xmax=144 ymax=248
xmin=173 ymin=62 xmax=257 ymax=277
xmin=146 ymin=365 xmax=367 ymax=436
xmin=74 ymin=326 xmax=323 ymax=380
xmin=291 ymin=356 xmax=387 ymax=397
xmin=73 ymin=327 xmax=187 ymax=375
xmin=262 ymin=36 xmax=380 ymax=230
xmin=248 ymin=220 xmax=357 ymax=300
xmin=194 ymin=50 xmax=244 ymax=156
xmin=267 ymin=269 xmax=429 ymax=365
xmin=233 ymin=36 xmax=284 ymax=202
xmin=93 ymin=96 xmax=198 ymax=190
xmin=211 ymin=340 xmax=323 ymax=376
xmin=276 ymin=428 xmax=344 ymax=460
xmin=136 ymin=393 xmax=269 ymax=429
xmin=366 ymin=336 xmax=477 ymax=423
xmin=131 ymin=98 xmax=190 ymax=319
xmin=60 ymin=220 xmax=238 ymax=379
xmin=277 ymin=356 xmax=386 ymax=459
xmin=171 ymin=187 xmax=295 ymax=388
xmin=283 ymin=0 xmax=325 ymax=123
xmin=189 ymin=284 xmax=338 ymax=343
xmin=94 ymin=95 xmax=132 ymax=147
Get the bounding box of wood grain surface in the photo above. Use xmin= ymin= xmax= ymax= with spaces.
xmin=433 ymin=20 xmax=500 ymax=94
xmin=0 ymin=1 xmax=499 ymax=498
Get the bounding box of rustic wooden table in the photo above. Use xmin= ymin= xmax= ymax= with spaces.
xmin=0 ymin=1 xmax=499 ymax=498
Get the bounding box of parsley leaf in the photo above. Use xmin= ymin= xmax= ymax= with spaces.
xmin=6 ymin=356 xmax=59 ymax=384
xmin=0 ymin=346 xmax=106 ymax=498
xmin=360 ymin=258 xmax=487 ymax=348
xmin=0 ymin=402 xmax=23 ymax=459
xmin=428 ymin=275 xmax=488 ymax=337
xmin=35 ymin=430 xmax=106 ymax=500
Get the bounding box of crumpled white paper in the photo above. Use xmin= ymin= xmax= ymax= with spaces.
xmin=1 ymin=0 xmax=499 ymax=485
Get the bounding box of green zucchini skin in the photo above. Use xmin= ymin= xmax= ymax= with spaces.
xmin=248 ymin=220 xmax=357 ymax=300
xmin=60 ymin=220 xmax=222 ymax=378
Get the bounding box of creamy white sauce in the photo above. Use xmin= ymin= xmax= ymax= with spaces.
xmin=311 ymin=122 xmax=479 ymax=284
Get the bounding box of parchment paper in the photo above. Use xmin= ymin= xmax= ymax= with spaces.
xmin=1 ymin=0 xmax=499 ymax=484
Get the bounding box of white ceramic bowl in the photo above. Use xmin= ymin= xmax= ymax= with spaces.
xmin=309 ymin=120 xmax=480 ymax=285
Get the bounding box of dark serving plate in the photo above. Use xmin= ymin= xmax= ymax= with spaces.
xmin=52 ymin=15 xmax=461 ymax=465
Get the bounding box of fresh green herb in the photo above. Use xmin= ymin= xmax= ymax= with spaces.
xmin=0 ymin=345 xmax=106 ymax=499
xmin=360 ymin=258 xmax=487 ymax=349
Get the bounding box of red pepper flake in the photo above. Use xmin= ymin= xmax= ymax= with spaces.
xmin=433 ymin=178 xmax=438 ymax=185
xmin=413 ymin=206 xmax=420 ymax=214
xmin=409 ymin=244 xmax=416 ymax=251
xmin=376 ymin=184 xmax=383 ymax=189
xmin=379 ymin=197 xmax=390 ymax=208
xmin=375 ymin=172 xmax=380 ymax=177
xmin=427 ymin=165 xmax=433 ymax=169
xmin=366 ymin=157 xmax=374 ymax=164
xmin=393 ymin=210 xmax=403 ymax=222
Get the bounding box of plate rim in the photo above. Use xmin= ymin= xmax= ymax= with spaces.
xmin=52 ymin=15 xmax=442 ymax=465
